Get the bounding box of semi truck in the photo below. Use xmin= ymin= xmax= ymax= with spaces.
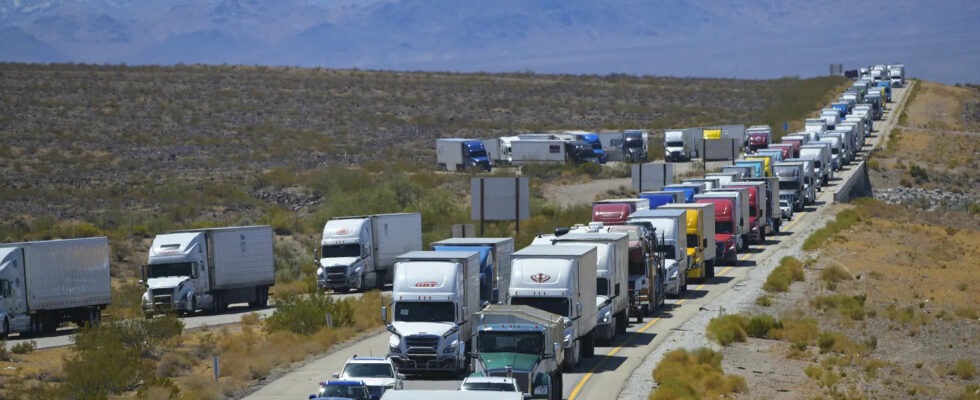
xmin=782 ymin=159 xmax=816 ymax=205
xmin=431 ymin=237 xmax=514 ymax=306
xmin=606 ymin=224 xmax=663 ymax=323
xmin=722 ymin=166 xmax=753 ymax=180
xmin=627 ymin=209 xmax=688 ymax=297
xmin=510 ymin=139 xmax=568 ymax=164
xmin=693 ymin=195 xmax=738 ymax=265
xmin=704 ymin=172 xmax=740 ymax=187
xmin=561 ymin=131 xmax=607 ymax=164
xmin=804 ymin=119 xmax=827 ymax=141
xmin=471 ymin=304 xmax=565 ymax=399
xmin=592 ymin=199 xmax=649 ymax=225
xmin=705 ymin=187 xmax=752 ymax=247
xmin=663 ymin=130 xmax=697 ymax=161
xmin=743 ymin=177 xmax=781 ymax=233
xmin=142 ymin=226 xmax=274 ymax=316
xmin=800 ymin=143 xmax=833 ymax=185
xmin=551 ymin=232 xmax=629 ymax=343
xmin=384 ymin=251 xmax=481 ymax=376
xmin=0 ymin=238 xmax=111 ymax=337
xmin=734 ymin=160 xmax=765 ymax=178
xmin=622 ymin=130 xmax=649 ymax=162
xmin=508 ymin=245 xmax=597 ymax=370
xmin=682 ymin=177 xmax=722 ymax=190
xmin=746 ymin=126 xmax=771 ymax=151
xmin=774 ymin=163 xmax=805 ymax=212
xmin=743 ymin=156 xmax=773 ymax=177
xmin=724 ymin=182 xmax=769 ymax=242
xmin=436 ymin=138 xmax=492 ymax=172
xmin=696 ymin=189 xmax=748 ymax=251
xmin=317 ymin=213 xmax=422 ymax=292
xmin=638 ymin=191 xmax=684 ymax=209
xmin=663 ymin=183 xmax=706 ymax=202
xmin=816 ymin=136 xmax=843 ymax=171
xmin=657 ymin=204 xmax=715 ymax=281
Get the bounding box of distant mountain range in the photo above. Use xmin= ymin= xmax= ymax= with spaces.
xmin=2 ymin=0 xmax=978 ymax=83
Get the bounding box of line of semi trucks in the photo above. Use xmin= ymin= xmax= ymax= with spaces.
xmin=0 ymin=67 xmax=895 ymax=399
xmin=436 ymin=130 xmax=651 ymax=171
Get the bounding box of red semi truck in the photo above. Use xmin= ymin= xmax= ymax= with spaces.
xmin=693 ymin=197 xmax=738 ymax=265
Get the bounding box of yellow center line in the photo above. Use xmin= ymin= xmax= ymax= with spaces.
xmin=783 ymin=211 xmax=807 ymax=231
xmin=568 ymin=258 xmax=740 ymax=399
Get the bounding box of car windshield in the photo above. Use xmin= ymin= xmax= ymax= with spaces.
xmin=321 ymin=244 xmax=360 ymax=258
xmin=394 ymin=301 xmax=455 ymax=322
xmin=716 ymin=222 xmax=733 ymax=235
xmin=462 ymin=382 xmax=518 ymax=391
xmin=510 ymin=297 xmax=570 ymax=317
xmin=477 ymin=331 xmax=544 ymax=354
xmin=780 ymin=200 xmax=790 ymax=207
xmin=343 ymin=363 xmax=393 ymax=378
xmin=319 ymin=385 xmax=368 ymax=400
xmin=597 ymin=277 xmax=609 ymax=296
xmin=147 ymin=262 xmax=192 ymax=278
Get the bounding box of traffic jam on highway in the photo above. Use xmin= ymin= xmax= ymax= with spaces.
xmin=0 ymin=64 xmax=904 ymax=400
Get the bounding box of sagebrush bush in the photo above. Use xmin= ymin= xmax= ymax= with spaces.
xmin=746 ymin=315 xmax=779 ymax=338
xmin=707 ymin=314 xmax=749 ymax=345
xmin=10 ymin=340 xmax=36 ymax=354
xmin=955 ymin=359 xmax=977 ymax=380
xmin=820 ymin=265 xmax=852 ymax=283
xmin=803 ymin=210 xmax=861 ymax=251
xmin=650 ymin=348 xmax=747 ymax=399
xmin=770 ymin=318 xmax=819 ymax=344
xmin=811 ymin=294 xmax=866 ymax=320
xmin=764 ymin=256 xmax=805 ymax=292
xmin=264 ymin=291 xmax=354 ymax=335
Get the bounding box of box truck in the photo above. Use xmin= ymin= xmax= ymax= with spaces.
xmin=436 ymin=138 xmax=492 ymax=172
xmin=800 ymin=144 xmax=833 ymax=186
xmin=782 ymin=159 xmax=816 ymax=205
xmin=657 ymin=204 xmax=716 ymax=280
xmin=743 ymin=176 xmax=782 ymax=233
xmin=551 ymin=233 xmax=629 ymax=343
xmin=0 ymin=238 xmax=111 ymax=336
xmin=384 ymin=251 xmax=481 ymax=376
xmin=509 ymin=245 xmax=597 ymax=369
xmin=774 ymin=163 xmax=805 ymax=212
xmin=142 ymin=226 xmax=273 ymax=316
xmin=724 ymin=182 xmax=770 ymax=242
xmin=431 ymin=237 xmax=514 ymax=305
xmin=317 ymin=213 xmax=422 ymax=292
xmin=704 ymin=188 xmax=752 ymax=248
xmin=693 ymin=195 xmax=738 ymax=265
xmin=472 ymin=305 xmax=566 ymax=399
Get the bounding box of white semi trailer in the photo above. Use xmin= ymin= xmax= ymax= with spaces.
xmin=0 ymin=237 xmax=111 ymax=337
xmin=142 ymin=226 xmax=274 ymax=316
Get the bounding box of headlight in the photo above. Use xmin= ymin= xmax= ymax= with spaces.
xmin=385 ymin=383 xmax=396 ymax=389
xmin=669 ymin=270 xmax=678 ymax=280
xmin=534 ymin=385 xmax=549 ymax=395
xmin=599 ymin=311 xmax=612 ymax=324
xmin=316 ymin=267 xmax=324 ymax=275
xmin=443 ymin=344 xmax=457 ymax=354
xmin=388 ymin=334 xmax=400 ymax=353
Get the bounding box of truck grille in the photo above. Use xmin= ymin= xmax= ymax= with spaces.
xmin=151 ymin=288 xmax=174 ymax=305
xmin=491 ymin=371 xmax=530 ymax=392
xmin=366 ymin=386 xmax=384 ymax=397
xmin=405 ymin=335 xmax=439 ymax=354
xmin=325 ymin=266 xmax=348 ymax=285
xmin=715 ymin=242 xmax=725 ymax=258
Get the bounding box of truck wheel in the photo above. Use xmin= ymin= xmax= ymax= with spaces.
xmin=1 ymin=319 xmax=8 ymax=339
xmin=616 ymin=311 xmax=627 ymax=334
xmin=551 ymin=373 xmax=563 ymax=400
xmin=636 ymin=310 xmax=644 ymax=324
xmin=760 ymin=229 xmax=767 ymax=243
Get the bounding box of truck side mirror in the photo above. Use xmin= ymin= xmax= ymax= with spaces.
xmin=381 ymin=306 xmax=388 ymax=323
xmin=331 ymin=372 xmax=340 ymax=379
xmin=576 ymin=302 xmax=582 ymax=314
xmin=314 ymin=247 xmax=320 ymax=263
xmin=492 ymin=288 xmax=499 ymax=304
xmin=461 ymin=306 xmax=469 ymax=319
xmin=139 ymin=265 xmax=146 ymax=285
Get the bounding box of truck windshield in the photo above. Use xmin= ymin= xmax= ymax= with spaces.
xmin=597 ymin=278 xmax=609 ymax=296
xmin=461 ymin=382 xmax=518 ymax=392
xmin=686 ymin=234 xmax=699 ymax=249
xmin=591 ymin=142 xmax=602 ymax=150
xmin=469 ymin=149 xmax=488 ymax=158
xmin=716 ymin=222 xmax=734 ymax=235
xmin=625 ymin=138 xmax=643 ymax=148
xmin=779 ymin=181 xmax=799 ymax=191
xmin=147 ymin=262 xmax=192 ymax=278
xmin=665 ymin=141 xmax=684 ymax=147
xmin=321 ymin=244 xmax=360 ymax=258
xmin=394 ymin=301 xmax=455 ymax=322
xmin=510 ymin=297 xmax=570 ymax=317
xmin=477 ymin=331 xmax=544 ymax=354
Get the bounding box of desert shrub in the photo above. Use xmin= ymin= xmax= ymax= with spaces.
xmin=241 ymin=312 xmax=262 ymax=326
xmin=10 ymin=340 xmax=36 ymax=354
xmin=954 ymin=307 xmax=979 ymax=320
xmin=802 ymin=209 xmax=861 ymax=251
xmin=63 ymin=322 xmax=147 ymax=398
xmin=746 ymin=315 xmax=779 ymax=338
xmin=820 ymin=265 xmax=852 ymax=283
xmin=955 ymin=359 xmax=977 ymax=380
xmin=764 ymin=256 xmax=805 ymax=293
xmin=0 ymin=340 xmax=8 ymax=361
xmin=756 ymin=295 xmax=772 ymax=307
xmin=818 ymin=332 xmax=836 ymax=353
xmin=156 ymin=351 xmax=195 ymax=378
xmin=264 ymin=291 xmax=355 ymax=335
xmin=805 ymin=365 xmax=824 ymax=380
xmin=885 ymin=304 xmax=916 ymax=323
xmin=706 ymin=314 xmax=749 ymax=345
xmin=770 ymin=318 xmax=819 ymax=344
xmin=650 ymin=348 xmax=747 ymax=400
xmin=810 ymin=294 xmax=866 ymax=320
xmin=960 ymin=385 xmax=980 ymax=400
xmin=864 ymin=359 xmax=888 ymax=378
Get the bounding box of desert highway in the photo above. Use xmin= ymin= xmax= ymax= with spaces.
xmin=242 ymin=82 xmax=911 ymax=400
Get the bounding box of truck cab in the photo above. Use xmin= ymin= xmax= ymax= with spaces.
xmin=565 ymin=141 xmax=598 ymax=165
xmin=508 ymin=245 xmax=597 ymax=370
xmin=747 ymin=129 xmax=771 ymax=151
xmin=663 ymin=130 xmax=694 ymax=161
xmin=693 ymin=195 xmax=740 ymax=265
xmin=472 ymin=305 xmax=565 ymax=399
xmin=638 ymin=191 xmax=683 ymax=209
xmin=627 ymin=209 xmax=688 ymax=298
xmin=436 ymin=138 xmax=492 ymax=172
xmin=384 ymin=251 xmax=480 ymax=376
xmin=317 ymin=214 xmax=421 ymax=292
xmin=551 ymin=232 xmax=629 ymax=344
xmin=432 ymin=237 xmax=514 ymax=306
xmin=622 ymin=130 xmax=648 ymax=162
xmin=774 ymin=163 xmax=805 ymax=212
xmin=143 ymin=231 xmax=211 ymax=315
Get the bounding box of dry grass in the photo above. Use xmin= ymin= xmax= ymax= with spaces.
xmin=763 ymin=256 xmax=806 ymax=292
xmin=650 ymin=348 xmax=747 ymax=399
xmin=903 ymin=81 xmax=975 ymax=131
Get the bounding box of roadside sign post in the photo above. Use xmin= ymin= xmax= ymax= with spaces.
xmin=472 ymin=177 xmax=529 ymax=238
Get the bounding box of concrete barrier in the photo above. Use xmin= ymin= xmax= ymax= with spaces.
xmin=833 ymin=161 xmax=872 ymax=203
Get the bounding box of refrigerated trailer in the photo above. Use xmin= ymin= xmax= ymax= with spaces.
xmin=0 ymin=238 xmax=111 ymax=336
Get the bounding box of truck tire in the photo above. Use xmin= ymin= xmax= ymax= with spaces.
xmin=760 ymin=229 xmax=767 ymax=243
xmin=551 ymin=372 xmax=563 ymax=400
xmin=616 ymin=311 xmax=627 ymax=334
xmin=636 ymin=310 xmax=644 ymax=324
xmin=1 ymin=319 xmax=8 ymax=339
